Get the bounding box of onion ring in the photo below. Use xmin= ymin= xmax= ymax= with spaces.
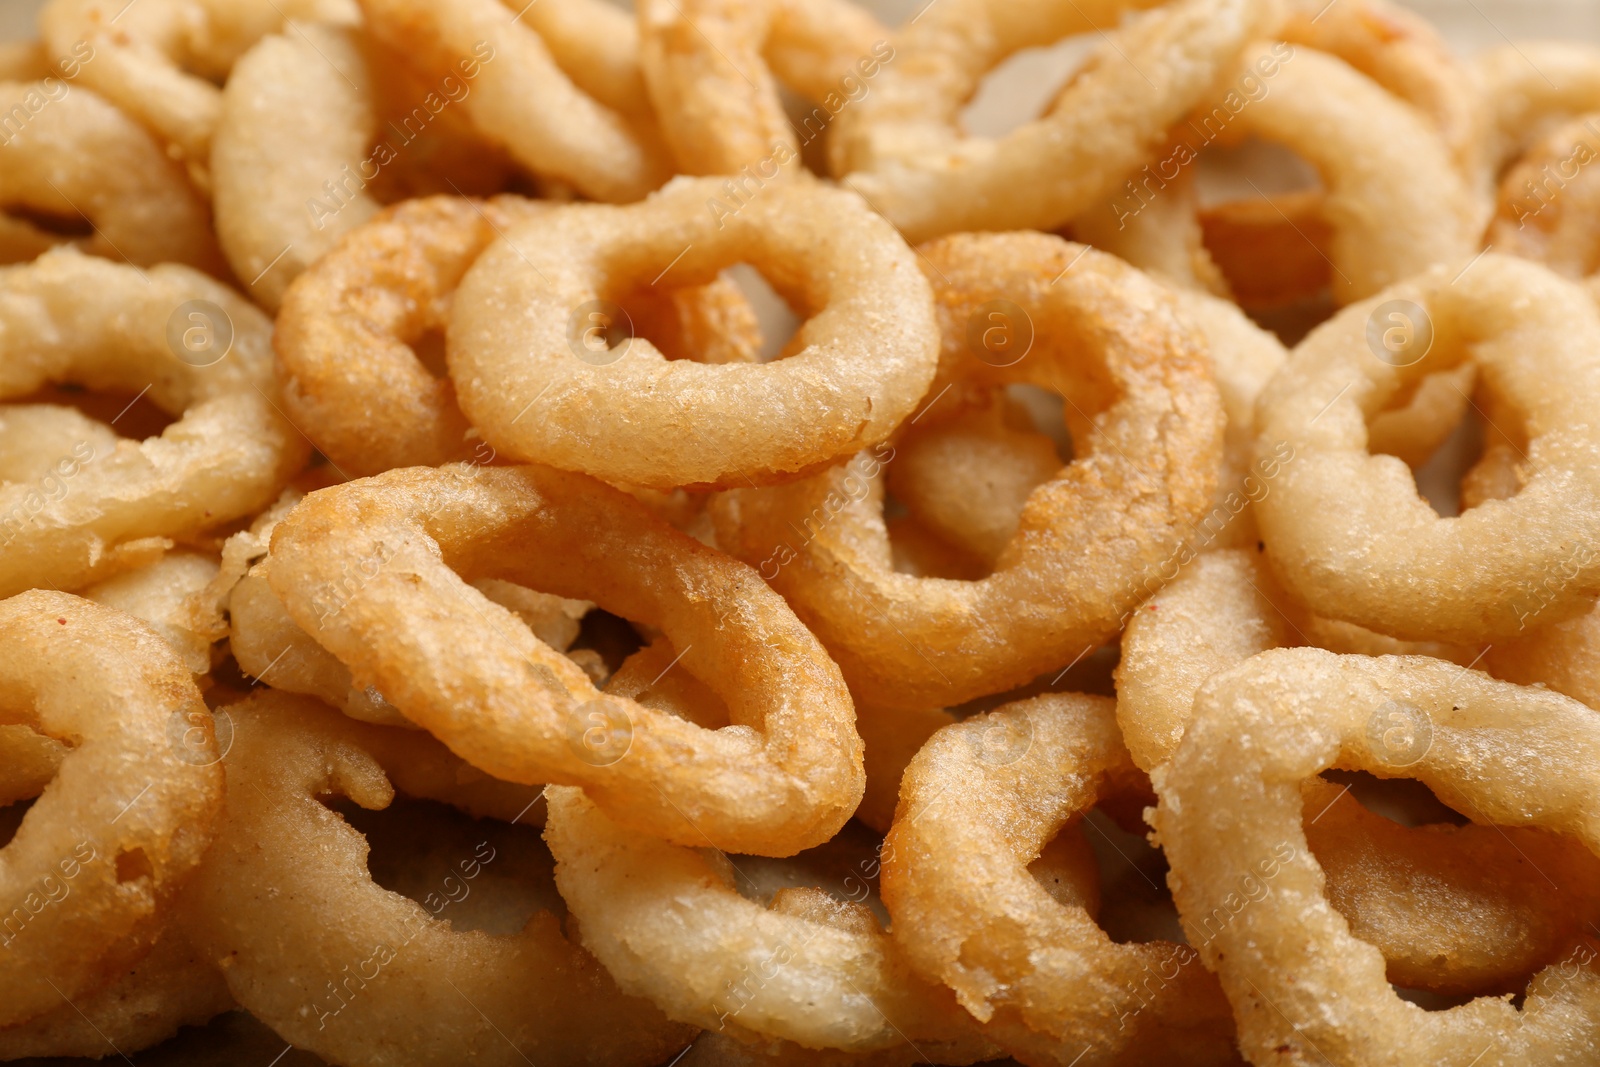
xmin=39 ymin=0 xmax=359 ymax=188
xmin=1116 ymin=547 xmax=1600 ymax=994
xmin=1153 ymin=647 xmax=1600 ymax=1064
xmin=637 ymin=0 xmax=885 ymax=176
xmin=1254 ymin=253 xmax=1600 ymax=642
xmin=0 ymin=79 xmax=223 ymax=273
xmin=0 ymin=923 xmax=231 ymax=1058
xmin=274 ymin=194 xmax=762 ymax=477
xmin=545 ymin=785 xmax=997 ymax=1059
xmin=1196 ymin=42 xmax=1478 ymax=303
xmin=712 ymin=234 xmax=1223 ymax=708
xmin=358 ymin=0 xmax=670 ymax=203
xmin=1478 ymin=42 xmax=1600 ymax=176
xmin=883 ymin=692 xmax=1240 ymax=1066
xmin=264 ymin=463 xmax=863 ymax=856
xmin=212 ymin=23 xmax=380 ymax=311
xmin=1489 ymin=110 xmax=1600 ymax=281
xmin=184 ymin=689 xmax=693 ymax=1066
xmin=446 ymin=177 xmax=938 ymax=491
xmin=0 ymin=590 xmax=224 ymax=1027
xmin=1278 ymin=0 xmax=1484 ymax=179
xmin=829 ymin=0 xmax=1275 ymax=242
xmin=0 ymin=248 xmax=308 ymax=598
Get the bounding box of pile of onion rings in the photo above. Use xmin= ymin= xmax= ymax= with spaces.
xmin=3 ymin=0 xmax=1599 ymax=1063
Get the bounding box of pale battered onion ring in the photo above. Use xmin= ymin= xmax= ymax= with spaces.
xmin=884 ymin=693 xmax=1240 ymax=1066
xmin=1198 ymin=42 xmax=1478 ymax=303
xmin=359 ymin=0 xmax=670 ymax=202
xmin=637 ymin=0 xmax=885 ymax=176
xmin=447 ymin=177 xmax=938 ymax=491
xmin=0 ymin=924 xmax=231 ymax=1059
xmin=712 ymin=234 xmax=1223 ymax=708
xmin=828 ymin=0 xmax=1275 ymax=242
xmin=184 ymin=690 xmax=692 ymax=1066
xmin=265 ymin=464 xmax=863 ymax=856
xmin=1278 ymin=0 xmax=1484 ymax=179
xmin=513 ymin=0 xmax=656 ymax=121
xmin=212 ymin=23 xmax=380 ymax=311
xmin=1489 ymin=111 xmax=1600 ymax=280
xmin=545 ymin=785 xmax=998 ymax=1059
xmin=39 ymin=0 xmax=358 ymax=187
xmin=0 ymin=80 xmax=223 ymax=273
xmin=1153 ymin=648 xmax=1600 ymax=1065
xmin=887 ymin=285 xmax=1283 ymax=565
xmin=233 ymin=569 xmax=596 ymax=728
xmin=0 ymin=590 xmax=224 ymax=1027
xmin=1115 ymin=548 xmax=1600 ymax=995
xmin=275 ymin=194 xmax=763 ymax=477
xmin=215 ymin=485 xmax=587 ymax=727
xmin=1478 ymin=42 xmax=1600 ymax=176
xmin=0 ymin=248 xmax=307 ymax=599
xmin=1254 ymin=254 xmax=1600 ymax=641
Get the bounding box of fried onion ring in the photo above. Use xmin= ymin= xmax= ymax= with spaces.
xmin=0 ymin=248 xmax=307 ymax=598
xmin=1489 ymin=110 xmax=1600 ymax=281
xmin=0 ymin=923 xmax=231 ymax=1059
xmin=0 ymin=590 xmax=223 ymax=1027
xmin=545 ymin=785 xmax=996 ymax=1059
xmin=1198 ymin=42 xmax=1479 ymax=303
xmin=275 ymin=194 xmax=762 ymax=477
xmin=829 ymin=0 xmax=1274 ymax=242
xmin=637 ymin=0 xmax=886 ymax=176
xmin=884 ymin=693 xmax=1240 ymax=1066
xmin=265 ymin=464 xmax=863 ymax=856
xmin=447 ymin=177 xmax=938 ymax=491
xmin=1478 ymin=42 xmax=1600 ymax=176
xmin=212 ymin=23 xmax=380 ymax=311
xmin=184 ymin=689 xmax=692 ymax=1066
xmin=712 ymin=234 xmax=1223 ymax=708
xmin=0 ymin=80 xmax=223 ymax=273
xmin=358 ymin=0 xmax=670 ymax=203
xmin=1278 ymin=0 xmax=1484 ymax=180
xmin=1254 ymin=254 xmax=1600 ymax=642
xmin=1153 ymin=648 xmax=1600 ymax=1065
xmin=39 ymin=0 xmax=358 ymax=188
xmin=1115 ymin=548 xmax=1600 ymax=995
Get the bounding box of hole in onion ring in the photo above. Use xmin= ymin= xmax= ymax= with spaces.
xmin=1081 ymin=806 xmax=1188 ymax=948
xmin=326 ymin=794 xmax=565 ymax=936
xmin=0 ymin=797 xmax=35 ymax=850
xmin=961 ymin=35 xmax=1095 ymax=138
xmin=113 ymin=847 xmax=153 ymax=885
xmin=11 ymin=384 xmax=176 ymax=444
xmin=410 ymin=327 xmax=450 ymax=380
xmin=1319 ymin=769 xmax=1469 ymax=829
xmin=566 ymin=608 xmax=646 ymax=685
xmin=5 ymin=203 xmax=94 ymax=240
xmin=722 ymin=262 xmax=800 ymax=363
